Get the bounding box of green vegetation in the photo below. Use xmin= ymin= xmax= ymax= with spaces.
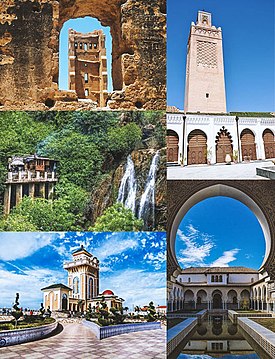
xmin=90 ymin=203 xmax=143 ymax=232
xmin=147 ymin=301 xmax=157 ymax=322
xmin=0 ymin=111 xmax=164 ymax=231
xmin=11 ymin=293 xmax=23 ymax=327
xmin=0 ymin=317 xmax=55 ymax=331
xmin=95 ymin=297 xmax=126 ymax=327
xmin=252 ymin=318 xmax=275 ymax=332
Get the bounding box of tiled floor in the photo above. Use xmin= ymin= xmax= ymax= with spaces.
xmin=167 ymin=160 xmax=274 ymax=179
xmin=0 ymin=321 xmax=166 ymax=358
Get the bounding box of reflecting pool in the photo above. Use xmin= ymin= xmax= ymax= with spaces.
xmin=177 ymin=315 xmax=260 ymax=358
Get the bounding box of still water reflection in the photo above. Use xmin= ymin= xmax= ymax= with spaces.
xmin=177 ymin=315 xmax=260 ymax=359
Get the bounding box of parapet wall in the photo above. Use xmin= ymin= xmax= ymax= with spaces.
xmin=0 ymin=321 xmax=58 ymax=347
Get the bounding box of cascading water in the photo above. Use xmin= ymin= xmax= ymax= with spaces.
xmin=117 ymin=155 xmax=137 ymax=213
xmin=138 ymin=150 xmax=160 ymax=227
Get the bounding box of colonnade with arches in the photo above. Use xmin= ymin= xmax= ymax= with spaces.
xmin=168 ymin=285 xmax=251 ymax=312
xmin=167 ymin=114 xmax=275 ymax=165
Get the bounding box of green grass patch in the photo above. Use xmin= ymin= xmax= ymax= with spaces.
xmin=252 ymin=318 xmax=275 ymax=333
xmin=0 ymin=317 xmax=55 ymax=331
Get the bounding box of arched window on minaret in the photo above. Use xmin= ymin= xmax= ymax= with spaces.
xmin=73 ymin=277 xmax=79 ymax=294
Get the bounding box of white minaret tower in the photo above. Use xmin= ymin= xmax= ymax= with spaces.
xmin=184 ymin=10 xmax=227 ymax=113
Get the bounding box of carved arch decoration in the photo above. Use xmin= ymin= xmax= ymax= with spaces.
xmin=167 ymin=180 xmax=275 ymax=281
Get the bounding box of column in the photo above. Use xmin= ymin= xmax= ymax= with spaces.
xmin=256 ymin=118 xmax=265 ymax=159
xmin=29 ymin=183 xmax=35 ymax=198
xmin=4 ymin=185 xmax=11 ymax=215
xmin=48 ymin=183 xmax=54 ymax=200
xmin=15 ymin=184 xmax=23 ymax=206
xmin=39 ymin=183 xmax=45 ymax=198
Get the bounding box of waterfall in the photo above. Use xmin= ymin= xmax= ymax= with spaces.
xmin=138 ymin=150 xmax=160 ymax=226
xmin=117 ymin=155 xmax=137 ymax=213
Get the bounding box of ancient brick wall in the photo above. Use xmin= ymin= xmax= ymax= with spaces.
xmin=0 ymin=0 xmax=166 ymax=110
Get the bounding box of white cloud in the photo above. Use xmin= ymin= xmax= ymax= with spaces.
xmin=0 ymin=233 xmax=57 ymax=261
xmin=210 ymin=249 xmax=240 ymax=267
xmin=93 ymin=234 xmax=138 ymax=261
xmin=100 ymin=269 xmax=166 ymax=309
xmin=177 ymin=227 xmax=214 ymax=267
xmin=0 ymin=267 xmax=67 ymax=308
xmin=143 ymin=252 xmax=166 ymax=270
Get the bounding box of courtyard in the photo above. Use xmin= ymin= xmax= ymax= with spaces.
xmin=167 ymin=159 xmax=274 ymax=180
xmin=0 ymin=319 xmax=166 ymax=359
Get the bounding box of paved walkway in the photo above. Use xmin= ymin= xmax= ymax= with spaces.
xmin=167 ymin=160 xmax=274 ymax=180
xmin=0 ymin=321 xmax=166 ymax=359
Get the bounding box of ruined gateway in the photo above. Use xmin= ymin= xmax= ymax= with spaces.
xmin=0 ymin=0 xmax=166 ymax=110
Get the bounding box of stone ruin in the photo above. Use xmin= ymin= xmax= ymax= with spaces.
xmin=0 ymin=0 xmax=166 ymax=110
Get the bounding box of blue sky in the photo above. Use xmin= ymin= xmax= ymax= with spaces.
xmin=167 ymin=0 xmax=275 ymax=112
xmin=176 ymin=197 xmax=265 ymax=270
xmin=59 ymin=17 xmax=113 ymax=92
xmin=0 ymin=232 xmax=165 ymax=309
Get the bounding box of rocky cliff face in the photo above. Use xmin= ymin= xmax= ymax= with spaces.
xmin=89 ymin=147 xmax=166 ymax=231
xmin=0 ymin=0 xmax=166 ymax=110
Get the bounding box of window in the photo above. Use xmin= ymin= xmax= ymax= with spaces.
xmin=188 ymin=277 xmax=191 ymax=283
xmin=79 ymin=42 xmax=83 ymax=49
xmin=211 ymin=275 xmax=214 ymax=282
xmin=251 ymin=278 xmax=254 ymax=283
xmin=74 ymin=42 xmax=78 ymax=49
xmin=84 ymin=43 xmax=88 ymax=51
xmin=206 ymin=93 xmax=209 ymax=98
xmin=219 ymin=275 xmax=222 ymax=282
xmin=88 ymin=278 xmax=94 ymax=299
xmin=84 ymin=73 xmax=88 ymax=83
xmin=85 ymin=89 xmax=89 ymax=97
xmin=94 ymin=43 xmax=97 ymax=49
xmin=89 ymin=43 xmax=93 ymax=49
xmin=84 ymin=63 xmax=87 ymax=67
xmin=73 ymin=277 xmax=79 ymax=294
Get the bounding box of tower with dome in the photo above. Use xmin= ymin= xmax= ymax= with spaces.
xmin=41 ymin=246 xmax=124 ymax=312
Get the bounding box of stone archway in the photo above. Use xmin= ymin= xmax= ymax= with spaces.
xmin=0 ymin=0 xmax=165 ymax=110
xmin=187 ymin=129 xmax=207 ymax=165
xmin=212 ymin=291 xmax=223 ymax=309
xmin=215 ymin=127 xmax=233 ymax=163
xmin=263 ymin=129 xmax=275 ymax=159
xmin=167 ymin=181 xmax=275 ymax=280
xmin=167 ymin=130 xmax=179 ymax=163
xmin=240 ymin=128 xmax=256 ymax=160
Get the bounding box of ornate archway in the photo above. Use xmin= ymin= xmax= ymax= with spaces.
xmin=167 ymin=181 xmax=275 ymax=280
xmin=263 ymin=129 xmax=275 ymax=159
xmin=167 ymin=130 xmax=179 ymax=163
xmin=215 ymin=127 xmax=233 ymax=163
xmin=240 ymin=128 xmax=256 ymax=160
xmin=187 ymin=129 xmax=207 ymax=165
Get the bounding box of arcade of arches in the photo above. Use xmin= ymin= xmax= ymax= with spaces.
xmin=167 ymin=180 xmax=275 ymax=313
xmin=166 ymin=114 xmax=275 ymax=165
xmin=0 ymin=0 xmax=165 ymax=110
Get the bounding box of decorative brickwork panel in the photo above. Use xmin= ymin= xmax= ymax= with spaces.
xmin=196 ymin=40 xmax=217 ymax=68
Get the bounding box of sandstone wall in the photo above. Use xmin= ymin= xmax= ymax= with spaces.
xmin=0 ymin=0 xmax=166 ymax=110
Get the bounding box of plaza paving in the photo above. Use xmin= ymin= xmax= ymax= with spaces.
xmin=0 ymin=321 xmax=166 ymax=359
xmin=167 ymin=160 xmax=274 ymax=180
